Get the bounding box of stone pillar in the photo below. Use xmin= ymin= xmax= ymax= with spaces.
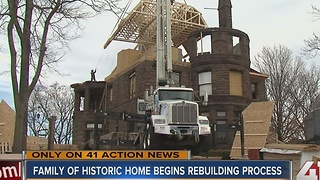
xmin=218 ymin=0 xmax=232 ymax=28
xmin=74 ymin=92 xmax=81 ymax=111
xmin=48 ymin=116 xmax=56 ymax=150
xmin=85 ymin=88 xmax=90 ymax=111
xmin=187 ymin=35 xmax=197 ymax=58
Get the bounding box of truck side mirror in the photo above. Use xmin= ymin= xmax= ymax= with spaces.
xmin=137 ymin=99 xmax=146 ymax=114
xmin=203 ymin=92 xmax=208 ymax=106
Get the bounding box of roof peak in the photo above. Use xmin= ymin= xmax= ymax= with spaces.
xmin=0 ymin=99 xmax=14 ymax=112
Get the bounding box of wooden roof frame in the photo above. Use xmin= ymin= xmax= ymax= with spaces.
xmin=103 ymin=0 xmax=207 ymax=49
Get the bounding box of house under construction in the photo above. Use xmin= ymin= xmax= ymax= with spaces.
xmin=71 ymin=0 xmax=268 ymax=150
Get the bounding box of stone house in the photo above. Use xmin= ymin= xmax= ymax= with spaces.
xmin=71 ymin=0 xmax=268 ymax=150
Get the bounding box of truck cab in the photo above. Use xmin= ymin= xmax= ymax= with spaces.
xmin=143 ymin=86 xmax=212 ymax=154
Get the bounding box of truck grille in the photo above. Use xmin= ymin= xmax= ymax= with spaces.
xmin=172 ymin=103 xmax=197 ymax=124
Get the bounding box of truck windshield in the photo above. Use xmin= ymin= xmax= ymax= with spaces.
xmin=158 ymin=90 xmax=193 ymax=101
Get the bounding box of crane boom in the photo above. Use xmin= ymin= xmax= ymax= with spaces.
xmin=156 ymin=0 xmax=165 ymax=86
xmin=166 ymin=0 xmax=173 ymax=84
xmin=156 ymin=0 xmax=173 ymax=87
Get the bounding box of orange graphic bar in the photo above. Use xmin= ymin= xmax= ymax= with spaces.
xmin=26 ymin=150 xmax=190 ymax=160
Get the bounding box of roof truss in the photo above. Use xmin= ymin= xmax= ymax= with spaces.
xmin=103 ymin=0 xmax=207 ymax=49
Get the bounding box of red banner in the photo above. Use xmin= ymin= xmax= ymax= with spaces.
xmin=0 ymin=161 xmax=21 ymax=180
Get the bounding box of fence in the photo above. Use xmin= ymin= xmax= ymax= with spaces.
xmin=0 ymin=142 xmax=11 ymax=154
xmin=0 ymin=141 xmax=78 ymax=152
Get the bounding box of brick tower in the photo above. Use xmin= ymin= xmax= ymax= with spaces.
xmin=187 ymin=0 xmax=266 ymax=149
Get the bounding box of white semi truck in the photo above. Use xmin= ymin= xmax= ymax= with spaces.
xmin=141 ymin=86 xmax=212 ymax=154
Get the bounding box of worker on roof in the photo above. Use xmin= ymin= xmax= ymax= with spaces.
xmin=91 ymin=69 xmax=96 ymax=81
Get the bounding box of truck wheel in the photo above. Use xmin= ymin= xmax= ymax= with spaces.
xmin=191 ymin=135 xmax=212 ymax=155
xmin=191 ymin=146 xmax=201 ymax=155
xmin=143 ymin=127 xmax=160 ymax=150
xmin=200 ymin=135 xmax=212 ymax=154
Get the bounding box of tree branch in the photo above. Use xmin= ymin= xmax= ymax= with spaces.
xmin=29 ymin=0 xmax=62 ymax=95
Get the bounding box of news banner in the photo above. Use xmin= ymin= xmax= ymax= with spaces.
xmin=0 ymin=150 xmax=293 ymax=180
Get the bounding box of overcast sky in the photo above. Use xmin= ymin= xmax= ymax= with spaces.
xmin=0 ymin=0 xmax=319 ymax=109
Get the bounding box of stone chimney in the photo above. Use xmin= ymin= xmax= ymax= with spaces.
xmin=218 ymin=0 xmax=232 ymax=28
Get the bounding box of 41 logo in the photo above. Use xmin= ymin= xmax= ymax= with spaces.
xmin=297 ymin=161 xmax=320 ymax=180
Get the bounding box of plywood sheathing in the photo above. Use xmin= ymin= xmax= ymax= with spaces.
xmin=313 ymin=156 xmax=320 ymax=163
xmin=105 ymin=46 xmax=189 ymax=82
xmin=230 ymin=101 xmax=275 ymax=159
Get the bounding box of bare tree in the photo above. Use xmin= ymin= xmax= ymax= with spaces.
xmin=47 ymin=83 xmax=74 ymax=144
xmin=28 ymin=85 xmax=49 ymax=137
xmin=302 ymin=5 xmax=320 ymax=58
xmin=28 ymin=83 xmax=74 ymax=145
xmin=0 ymin=0 xmax=122 ymax=152
xmin=254 ymin=45 xmax=320 ymax=142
